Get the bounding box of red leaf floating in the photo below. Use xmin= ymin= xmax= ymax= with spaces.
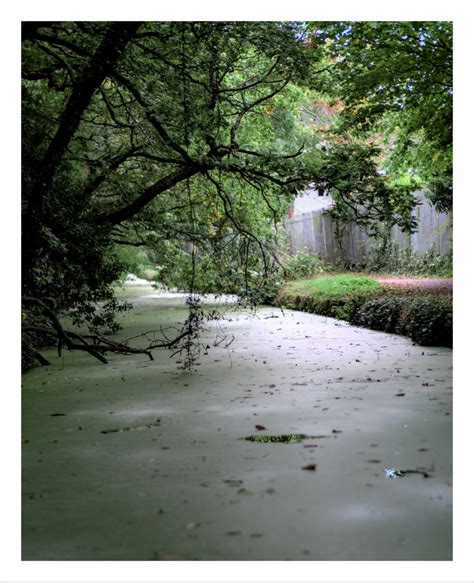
xmin=255 ymin=424 xmax=267 ymax=431
xmin=302 ymin=464 xmax=317 ymax=471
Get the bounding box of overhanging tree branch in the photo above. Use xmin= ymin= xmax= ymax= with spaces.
xmin=111 ymin=70 xmax=193 ymax=163
xmin=83 ymin=146 xmax=140 ymax=198
xmin=28 ymin=22 xmax=142 ymax=220
xmin=96 ymin=165 xmax=201 ymax=225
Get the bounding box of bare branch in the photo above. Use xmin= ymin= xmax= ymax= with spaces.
xmin=22 ymin=296 xmax=202 ymax=365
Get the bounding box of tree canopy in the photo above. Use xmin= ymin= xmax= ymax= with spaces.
xmin=21 ymin=21 xmax=453 ymax=367
xmin=310 ymin=21 xmax=453 ymax=211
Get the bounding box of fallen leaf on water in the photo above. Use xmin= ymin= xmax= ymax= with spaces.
xmin=223 ymin=479 xmax=243 ymax=487
xmin=249 ymin=533 xmax=264 ymax=539
xmin=255 ymin=424 xmax=267 ymax=431
xmin=302 ymin=464 xmax=317 ymax=471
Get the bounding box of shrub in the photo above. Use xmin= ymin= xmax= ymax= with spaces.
xmin=351 ymin=296 xmax=405 ymax=334
xmin=352 ymin=295 xmax=452 ymax=347
xmin=358 ymin=239 xmax=452 ymax=277
xmin=282 ymin=249 xmax=333 ymax=280
xmin=402 ymin=298 xmax=452 ymax=346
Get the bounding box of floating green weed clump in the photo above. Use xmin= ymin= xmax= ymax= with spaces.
xmin=241 ymin=434 xmax=311 ymax=443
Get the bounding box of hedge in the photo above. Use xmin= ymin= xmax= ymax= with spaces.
xmin=277 ymin=289 xmax=452 ymax=348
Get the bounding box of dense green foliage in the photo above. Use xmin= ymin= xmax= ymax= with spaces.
xmin=357 ymin=243 xmax=453 ymax=277
xmin=21 ymin=21 xmax=452 ymax=366
xmin=281 ymin=245 xmax=452 ymax=279
xmin=353 ymin=295 xmax=452 ymax=346
xmin=311 ymin=21 xmax=452 ymax=212
xmin=280 ymin=249 xmax=336 ymax=280
xmin=21 ymin=21 xmax=314 ymax=358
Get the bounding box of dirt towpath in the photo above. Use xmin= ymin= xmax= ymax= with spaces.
xmin=22 ymin=291 xmax=452 ymax=561
xmin=373 ymin=275 xmax=453 ymax=295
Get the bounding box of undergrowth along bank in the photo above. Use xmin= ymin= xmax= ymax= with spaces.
xmin=277 ymin=274 xmax=452 ymax=347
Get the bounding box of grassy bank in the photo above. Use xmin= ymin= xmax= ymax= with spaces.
xmin=277 ymin=274 xmax=452 ymax=347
